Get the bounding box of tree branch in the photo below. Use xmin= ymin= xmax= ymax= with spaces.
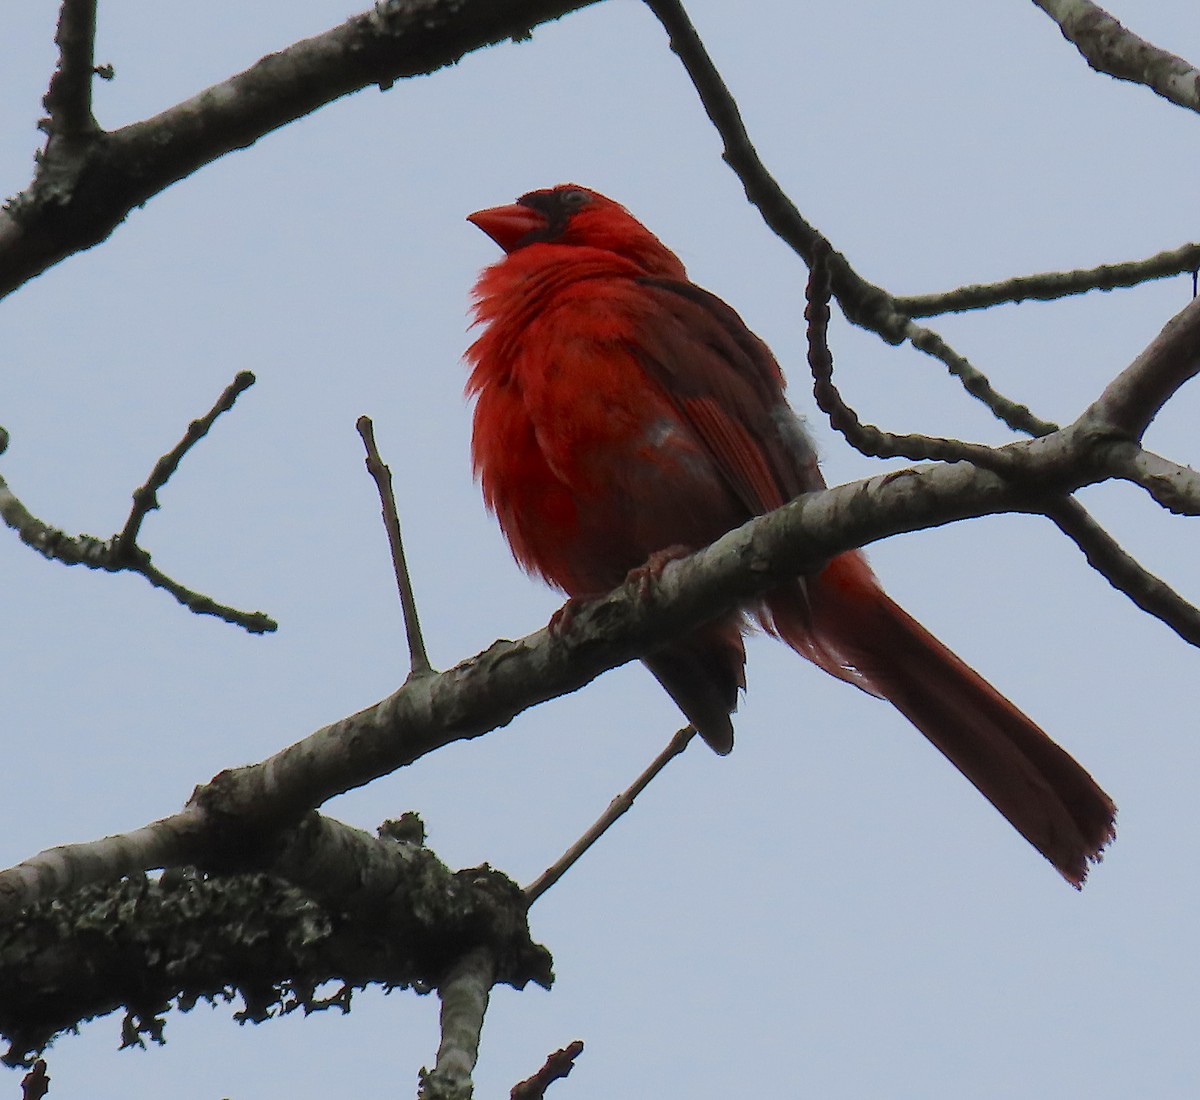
xmin=895 ymin=239 xmax=1200 ymax=317
xmin=1045 ymin=497 xmax=1200 ymax=645
xmin=523 ymin=726 xmax=695 ymax=904
xmin=357 ymin=416 xmax=434 ymax=679
xmin=643 ymin=0 xmax=1059 ymax=438
xmin=511 ymin=1041 xmax=585 ymax=1100
xmin=805 ymin=241 xmax=1027 ymax=468
xmin=1031 ymin=0 xmax=1200 ymax=114
xmin=0 ymin=372 xmax=276 ymax=634
xmin=43 ymin=0 xmax=99 ymax=143
xmin=419 ymin=949 xmax=495 ymax=1100
xmin=0 ymin=0 xmax=601 ymax=301
xmin=1081 ymin=293 xmax=1200 ymax=437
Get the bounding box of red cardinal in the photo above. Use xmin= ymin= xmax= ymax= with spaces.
xmin=465 ymin=184 xmax=1115 ymax=885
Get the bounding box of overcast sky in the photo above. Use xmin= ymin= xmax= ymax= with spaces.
xmin=3 ymin=2 xmax=1198 ymax=1097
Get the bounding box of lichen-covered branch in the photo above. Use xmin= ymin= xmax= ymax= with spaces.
xmin=419 ymin=949 xmax=496 ymax=1100
xmin=0 ymin=853 xmax=548 ymax=1068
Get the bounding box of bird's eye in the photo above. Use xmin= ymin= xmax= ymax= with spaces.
xmin=559 ymin=188 xmax=590 ymax=210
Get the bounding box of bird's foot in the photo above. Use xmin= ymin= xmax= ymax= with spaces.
xmin=625 ymin=545 xmax=693 ymax=602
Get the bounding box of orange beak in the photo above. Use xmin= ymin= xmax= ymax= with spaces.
xmin=467 ymin=203 xmax=546 ymax=253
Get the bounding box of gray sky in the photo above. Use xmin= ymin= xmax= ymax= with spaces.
xmin=3 ymin=1 xmax=1198 ymax=1096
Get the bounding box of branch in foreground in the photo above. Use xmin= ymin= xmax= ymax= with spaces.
xmin=1045 ymin=496 xmax=1200 ymax=647
xmin=13 ymin=283 xmax=1200 ymax=917
xmin=1081 ymin=292 xmax=1200 ymax=438
xmin=0 ymin=372 xmax=275 ymax=633
xmin=1032 ymin=0 xmax=1200 ymax=115
xmin=0 ymin=451 xmax=1049 ymax=921
xmin=0 ymin=827 xmax=550 ymax=1066
xmin=1107 ymin=446 xmax=1200 ymax=516
xmin=895 ymin=240 xmax=1200 ymax=317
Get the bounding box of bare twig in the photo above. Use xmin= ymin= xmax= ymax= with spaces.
xmin=1046 ymin=496 xmax=1200 ymax=646
xmin=116 ymin=371 xmax=256 ymax=552
xmin=419 ymin=949 xmax=495 ymax=1100
xmin=511 ymin=1041 xmax=585 ymax=1100
xmin=0 ymin=372 xmax=276 ymax=634
xmin=1031 ymin=0 xmax=1200 ymax=115
xmin=357 ymin=416 xmax=433 ymax=678
xmin=640 ymin=0 xmax=899 ymax=334
xmin=896 ymin=240 xmax=1200 ymax=317
xmin=523 ymin=727 xmax=695 ymax=904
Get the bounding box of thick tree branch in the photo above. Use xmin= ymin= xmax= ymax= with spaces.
xmin=1031 ymin=0 xmax=1200 ymax=114
xmin=1106 ymin=445 xmax=1200 ymax=516
xmin=0 ymin=849 xmax=548 ymax=1067
xmin=0 ymin=421 xmax=1113 ymax=922
xmin=1 ymin=0 xmax=601 ymax=300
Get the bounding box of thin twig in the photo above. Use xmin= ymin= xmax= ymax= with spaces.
xmin=896 ymin=240 xmax=1200 ymax=317
xmin=116 ymin=371 xmax=256 ymax=553
xmin=0 ymin=373 xmax=275 ymax=634
xmin=523 ymin=726 xmax=696 ymax=905
xmin=357 ymin=416 xmax=433 ymax=678
xmin=903 ymin=322 xmax=1060 ymax=438
xmin=1046 ymin=496 xmax=1200 ymax=647
xmin=511 ymin=1041 xmax=585 ymax=1100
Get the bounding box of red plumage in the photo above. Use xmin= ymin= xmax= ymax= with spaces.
xmin=465 ymin=184 xmax=1115 ymax=885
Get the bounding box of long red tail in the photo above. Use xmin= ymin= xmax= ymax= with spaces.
xmin=766 ymin=553 xmax=1116 ymax=886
